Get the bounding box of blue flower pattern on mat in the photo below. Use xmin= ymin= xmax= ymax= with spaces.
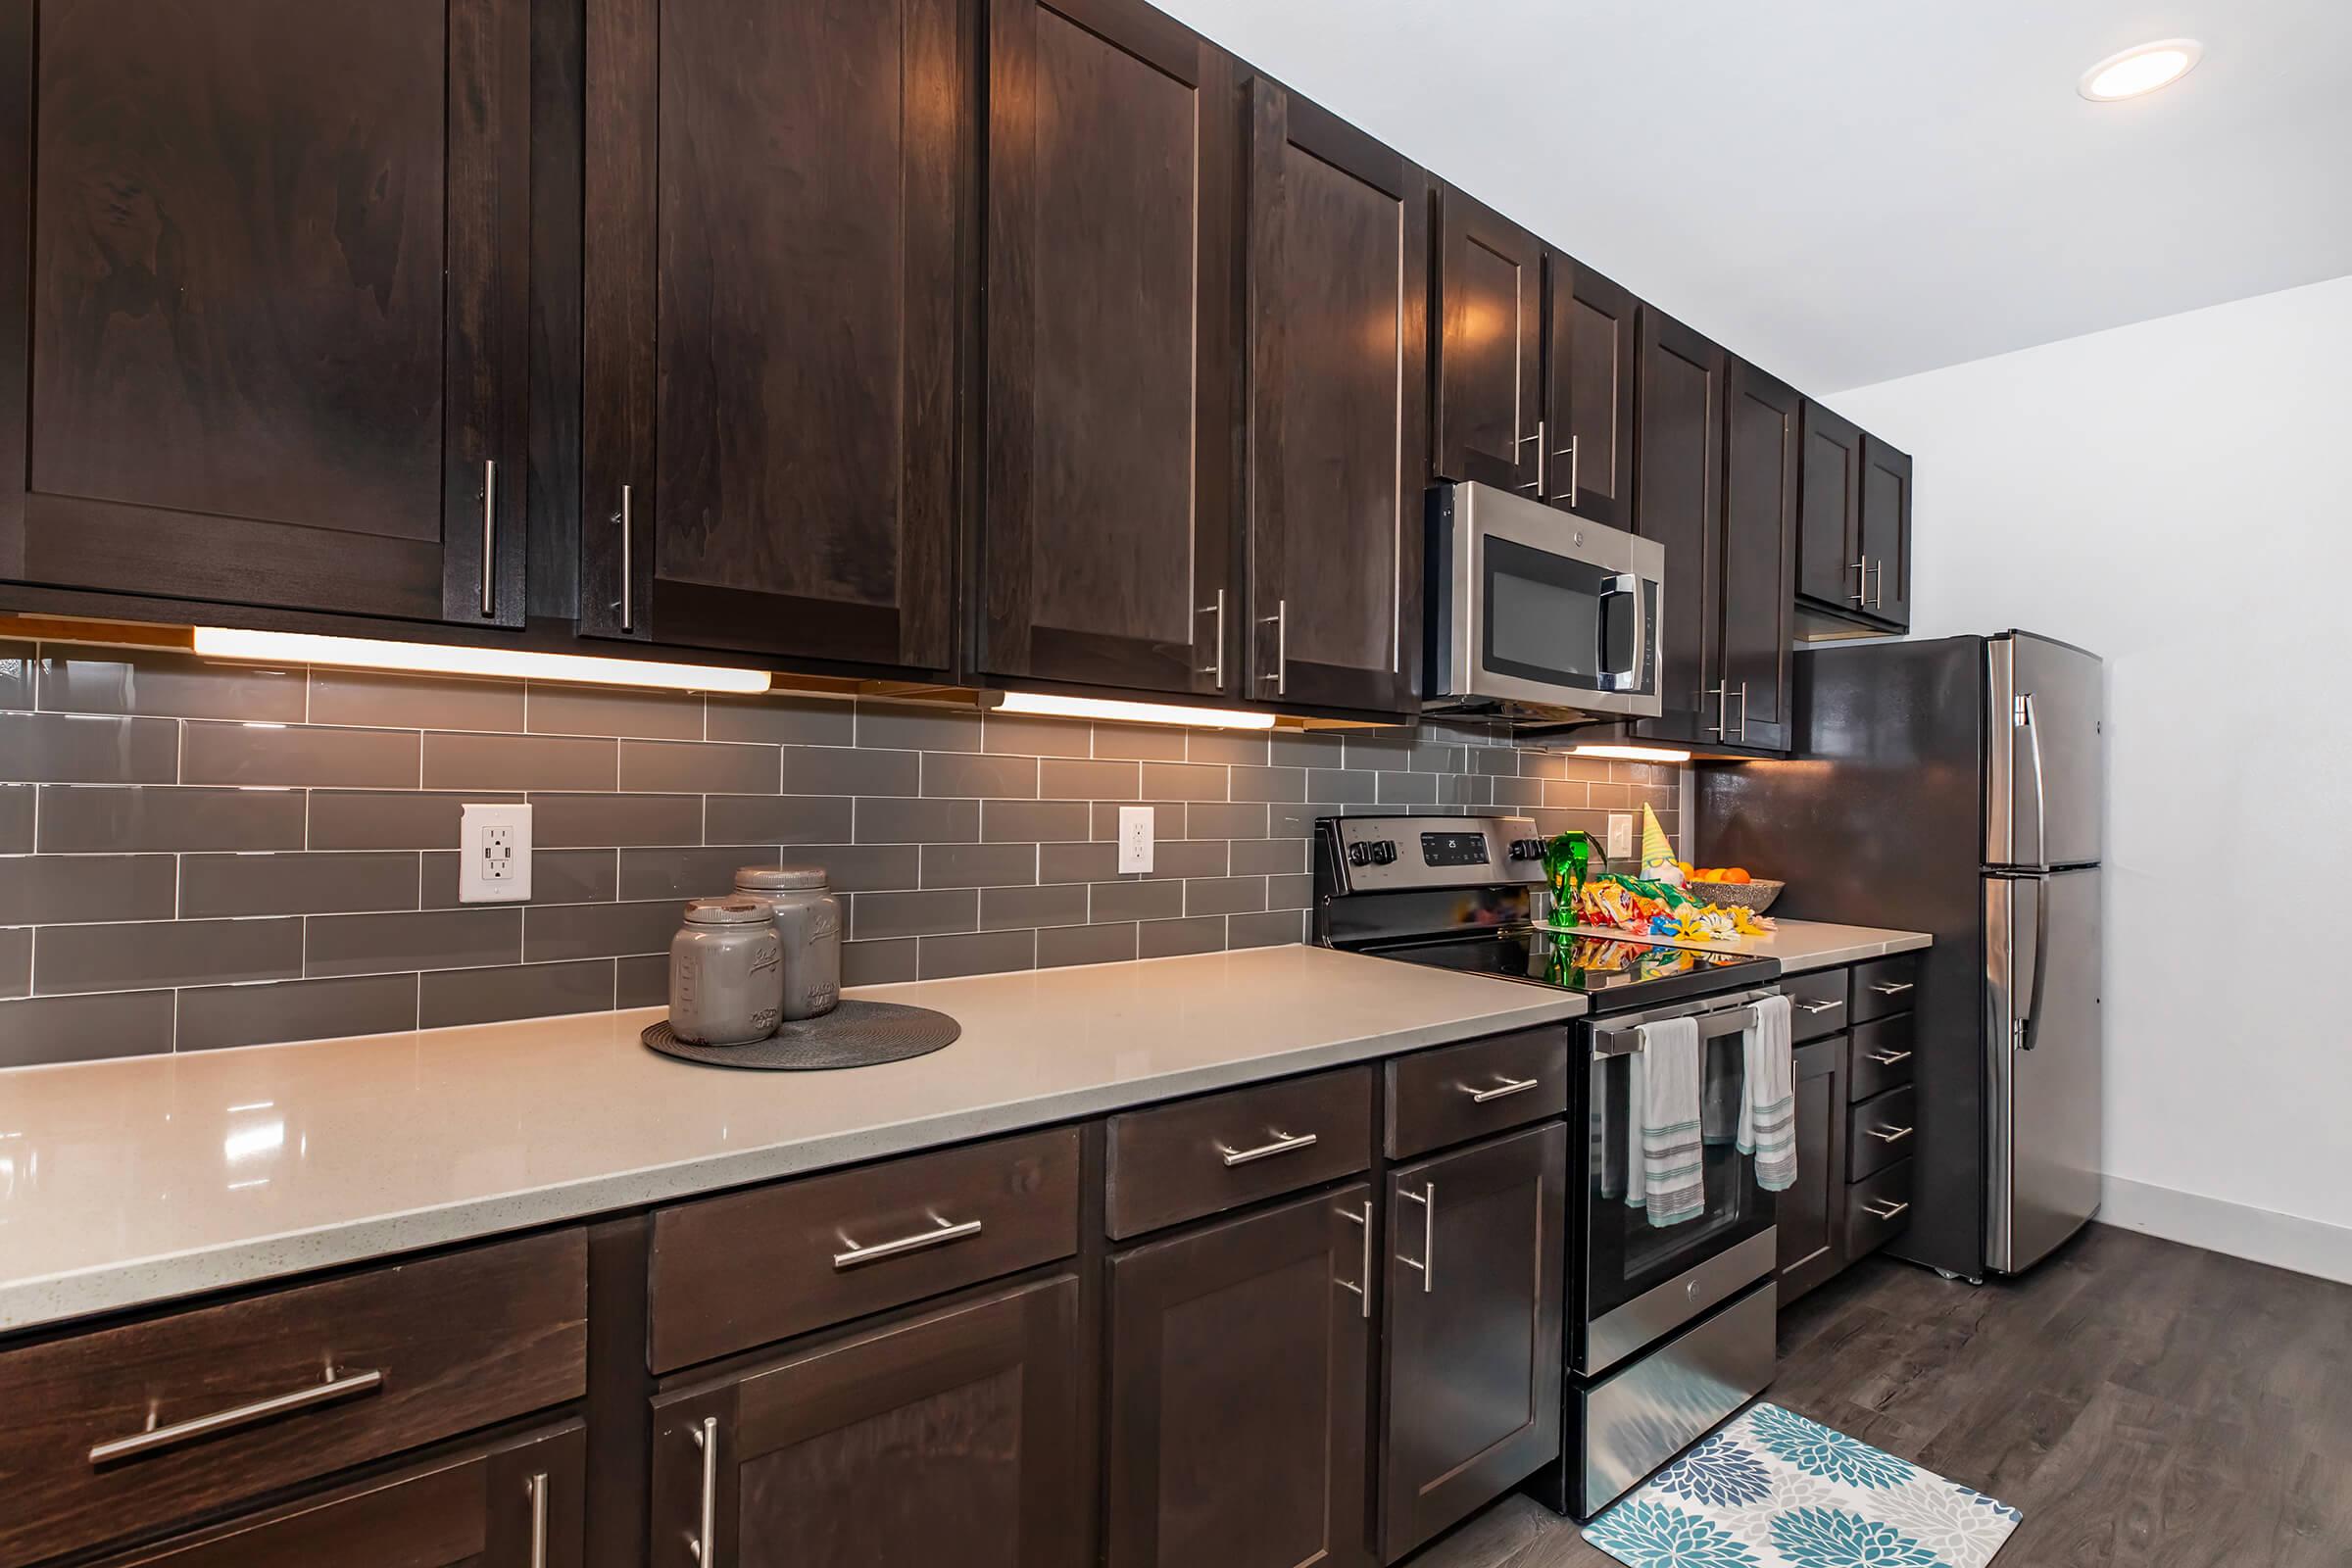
xmin=1747 ymin=1403 xmax=1918 ymax=1490
xmin=1583 ymin=1501 xmax=1763 ymax=1567
xmin=1960 ymin=1484 xmax=2024 ymax=1522
xmin=1650 ymin=1435 xmax=1773 ymax=1507
xmin=1767 ymin=1506 xmax=1942 ymax=1566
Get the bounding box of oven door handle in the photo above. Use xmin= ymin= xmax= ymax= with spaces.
xmin=1594 ymin=1003 xmax=1759 ymax=1058
xmin=1595 ymin=572 xmax=1646 ymax=693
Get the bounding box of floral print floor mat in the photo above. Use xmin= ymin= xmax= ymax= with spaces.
xmin=1582 ymin=1402 xmax=2022 ymax=1567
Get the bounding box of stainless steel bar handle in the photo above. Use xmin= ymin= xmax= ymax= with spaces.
xmin=1704 ymin=681 xmax=1729 ymax=739
xmin=1865 ymin=1048 xmax=1913 ymax=1065
xmin=1517 ymin=421 xmax=1544 ymax=491
xmin=1200 ymin=589 xmax=1226 ymax=686
xmin=1399 ymin=1181 xmax=1436 ymax=1293
xmin=832 ymin=1215 xmax=983 ymax=1270
xmin=1337 ymin=1200 xmax=1372 ymax=1318
xmin=1795 ymin=999 xmax=1843 ymax=1015
xmin=1735 ymin=681 xmax=1749 ymax=742
xmin=1864 ymin=1124 xmax=1915 ymax=1145
xmin=688 ymin=1416 xmax=717 ymax=1565
xmin=480 ymin=460 xmax=497 ymax=615
xmin=1217 ymin=1128 xmax=1317 ymax=1167
xmin=618 ymin=484 xmax=635 ymax=632
xmin=1850 ymin=559 xmax=1868 ymax=606
xmin=1868 ymin=981 xmax=1915 ymax=996
xmin=1552 ymin=433 xmax=1579 ymax=500
xmin=1870 ymin=559 xmax=1886 ymax=610
xmin=527 ymin=1472 xmax=550 ymax=1568
xmin=1464 ymin=1075 xmax=1540 ymax=1103
xmin=88 ymin=1365 xmax=385 ymax=1465
xmin=1862 ymin=1199 xmax=1910 ymax=1221
xmin=1260 ymin=599 xmax=1288 ymax=695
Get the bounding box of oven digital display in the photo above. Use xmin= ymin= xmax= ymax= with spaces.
xmin=1420 ymin=832 xmax=1492 ymax=867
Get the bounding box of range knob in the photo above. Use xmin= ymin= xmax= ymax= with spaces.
xmin=1508 ymin=838 xmax=1544 ymax=861
xmin=1370 ymin=840 xmax=1397 ymax=866
xmin=1345 ymin=842 xmax=1371 ymax=867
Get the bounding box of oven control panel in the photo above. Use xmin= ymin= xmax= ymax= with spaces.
xmin=1327 ymin=814 xmax=1547 ymax=893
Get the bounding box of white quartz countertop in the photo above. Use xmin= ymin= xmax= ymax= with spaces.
xmin=1563 ymin=916 xmax=1932 ymax=973
xmin=0 ymin=945 xmax=1585 ymax=1333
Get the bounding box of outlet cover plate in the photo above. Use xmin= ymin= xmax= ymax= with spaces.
xmin=1117 ymin=806 xmax=1154 ymax=874
xmin=460 ymin=803 xmax=533 ymax=904
xmin=1606 ymin=812 xmax=1636 ymax=860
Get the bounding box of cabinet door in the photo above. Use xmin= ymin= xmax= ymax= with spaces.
xmin=1431 ymin=185 xmax=1543 ymax=494
xmin=981 ymin=0 xmax=1241 ymax=698
xmin=90 ymin=1422 xmax=584 ymax=1568
xmin=1715 ymin=360 xmax=1799 ymax=751
xmin=1383 ymin=1121 xmax=1566 ymax=1559
xmin=1244 ymin=82 xmax=1427 ymax=717
xmin=1630 ymin=309 xmax=1725 ymax=746
xmin=581 ymin=0 xmax=960 ymax=671
xmin=2 ymin=0 xmax=529 ymax=626
xmin=1543 ymin=258 xmax=1638 ymax=529
xmin=1106 ymin=1185 xmax=1374 ymax=1568
xmin=650 ymin=1276 xmax=1085 ymax=1568
xmin=1795 ymin=400 xmax=1864 ymax=613
xmin=1776 ymin=1035 xmax=1849 ymax=1305
xmin=1859 ymin=435 xmax=1912 ymax=629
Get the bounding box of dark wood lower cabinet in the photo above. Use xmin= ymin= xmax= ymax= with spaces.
xmin=648 ymin=1275 xmax=1086 ymax=1568
xmin=1777 ymin=1034 xmax=1850 ymax=1303
xmin=89 ymin=1421 xmax=584 ymax=1568
xmin=1106 ymin=1184 xmax=1374 ymax=1568
xmin=1381 ymin=1121 xmax=1566 ymax=1561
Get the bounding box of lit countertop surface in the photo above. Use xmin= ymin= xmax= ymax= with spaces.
xmin=0 ymin=945 xmax=1585 ymax=1333
xmin=1565 ymin=916 xmax=1932 ymax=973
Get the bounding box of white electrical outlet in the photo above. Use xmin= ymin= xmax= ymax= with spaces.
xmin=1117 ymin=806 xmax=1154 ymax=874
xmin=1606 ymin=812 xmax=1636 ymax=860
xmin=460 ymin=803 xmax=533 ymax=904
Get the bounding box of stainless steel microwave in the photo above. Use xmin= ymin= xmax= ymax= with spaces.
xmin=1424 ymin=482 xmax=1663 ymax=722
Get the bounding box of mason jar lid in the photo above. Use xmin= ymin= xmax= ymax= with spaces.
xmin=683 ymin=897 xmax=776 ymax=925
xmin=735 ymin=865 xmax=829 ymax=891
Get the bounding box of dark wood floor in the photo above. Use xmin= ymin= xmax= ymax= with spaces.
xmin=1407 ymin=1223 xmax=2352 ymax=1567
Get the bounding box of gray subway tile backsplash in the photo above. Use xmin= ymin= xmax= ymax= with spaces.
xmin=0 ymin=638 xmax=1682 ymax=1065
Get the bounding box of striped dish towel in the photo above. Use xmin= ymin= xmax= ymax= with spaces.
xmin=1626 ymin=1015 xmax=1705 ymax=1227
xmin=1738 ymin=994 xmax=1797 ymax=1192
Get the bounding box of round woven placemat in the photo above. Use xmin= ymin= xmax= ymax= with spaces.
xmin=642 ymin=1001 xmax=960 ymax=1070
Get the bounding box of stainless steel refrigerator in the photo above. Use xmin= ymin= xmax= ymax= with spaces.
xmin=1698 ymin=631 xmax=2104 ymax=1279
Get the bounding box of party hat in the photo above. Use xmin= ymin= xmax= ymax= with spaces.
xmin=1639 ymin=802 xmax=1676 ymax=874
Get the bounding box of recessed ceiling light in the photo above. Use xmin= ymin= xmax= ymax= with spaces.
xmin=2078 ymin=39 xmax=2203 ymax=102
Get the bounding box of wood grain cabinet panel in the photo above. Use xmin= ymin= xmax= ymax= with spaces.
xmin=1106 ymin=1066 xmax=1374 ymax=1240
xmin=0 ymin=1229 xmax=587 ymax=1568
xmin=1859 ymin=435 xmax=1913 ymax=630
xmin=1630 ymin=309 xmax=1725 ymax=747
xmin=581 ymin=0 xmax=961 ymax=671
xmin=0 ymin=0 xmax=529 ymax=625
xmin=1382 ymin=1121 xmax=1566 ymax=1560
xmin=649 ymin=1276 xmax=1087 ymax=1568
xmin=1383 ymin=1026 xmax=1569 ymax=1161
xmin=1795 ymin=400 xmax=1866 ymax=614
xmin=1543 ymin=258 xmax=1639 ymax=529
xmin=1714 ymin=358 xmax=1800 ymax=751
xmin=1106 ymin=1185 xmax=1375 ymax=1568
xmin=83 ymin=1421 xmax=585 ymax=1568
xmin=980 ymin=0 xmax=1242 ymax=698
xmin=1431 ymin=186 xmax=1543 ymax=493
xmin=1777 ymin=1034 xmax=1849 ymax=1305
xmin=1243 ymin=81 xmax=1427 ymax=716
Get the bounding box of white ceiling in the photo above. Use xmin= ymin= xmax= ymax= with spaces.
xmin=1155 ymin=0 xmax=2352 ymax=392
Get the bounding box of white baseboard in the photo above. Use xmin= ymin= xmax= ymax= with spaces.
xmin=2098 ymin=1175 xmax=2352 ymax=1286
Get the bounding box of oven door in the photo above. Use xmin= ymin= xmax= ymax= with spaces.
xmin=1578 ymin=1009 xmax=1778 ymax=1378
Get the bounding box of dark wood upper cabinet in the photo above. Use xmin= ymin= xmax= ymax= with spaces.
xmin=651 ymin=1276 xmax=1087 ymax=1568
xmin=1243 ymin=82 xmax=1428 ymax=717
xmin=1107 ymin=1185 xmax=1375 ymax=1568
xmin=1382 ymin=1121 xmax=1566 ymax=1560
xmin=1795 ymin=400 xmax=1865 ymax=614
xmin=580 ymin=0 xmax=962 ymax=672
xmin=1714 ymin=359 xmax=1799 ymax=751
xmin=1543 ymin=258 xmax=1639 ymax=529
xmin=1431 ymin=185 xmax=1543 ymax=495
xmin=1778 ymin=1035 xmax=1850 ymax=1304
xmin=979 ymin=0 xmax=1241 ymax=698
xmin=1629 ymin=308 xmax=1726 ymax=745
xmin=1859 ymin=434 xmax=1912 ymax=630
xmin=0 ymin=0 xmax=528 ymax=627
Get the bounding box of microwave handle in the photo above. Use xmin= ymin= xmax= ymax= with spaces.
xmin=1596 ymin=573 xmax=1646 ymax=693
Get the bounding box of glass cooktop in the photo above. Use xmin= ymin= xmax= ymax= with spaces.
xmin=1354 ymin=926 xmax=1779 ymax=1012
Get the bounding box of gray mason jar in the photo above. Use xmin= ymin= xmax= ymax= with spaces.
xmin=667 ymin=898 xmax=783 ymax=1046
xmin=736 ymin=866 xmax=842 ymax=1020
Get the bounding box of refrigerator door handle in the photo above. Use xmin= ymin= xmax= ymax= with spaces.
xmin=2023 ymin=871 xmax=2052 ymax=1053
xmin=2015 ymin=690 xmax=2049 ymax=868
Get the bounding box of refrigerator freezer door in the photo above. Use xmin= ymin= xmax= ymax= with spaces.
xmin=1985 ymin=868 xmax=2104 ymax=1273
xmin=1986 ymin=634 xmax=2104 ymax=868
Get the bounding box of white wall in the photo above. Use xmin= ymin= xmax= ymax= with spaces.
xmin=1831 ymin=273 xmax=2352 ymax=1278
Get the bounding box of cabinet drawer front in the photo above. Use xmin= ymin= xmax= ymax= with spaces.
xmin=1848 ymin=1084 xmax=1918 ymax=1181
xmin=649 ymin=1127 xmax=1081 ymax=1372
xmin=1107 ymin=1067 xmax=1374 ymax=1239
xmin=1845 ymin=1158 xmax=1915 ymax=1259
xmin=1848 ymin=1014 xmax=1917 ymax=1102
xmin=1851 ymin=953 xmax=1920 ymax=1022
xmin=1785 ymin=967 xmax=1851 ymax=1043
xmin=0 ymin=1231 xmax=587 ymax=1568
xmin=1385 ymin=1026 xmax=1569 ymax=1159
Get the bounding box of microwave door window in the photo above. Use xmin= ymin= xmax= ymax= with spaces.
xmin=1483 ymin=535 xmax=1612 ymax=692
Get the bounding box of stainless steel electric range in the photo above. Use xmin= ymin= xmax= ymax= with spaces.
xmin=1314 ymin=813 xmax=1784 ymax=1519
